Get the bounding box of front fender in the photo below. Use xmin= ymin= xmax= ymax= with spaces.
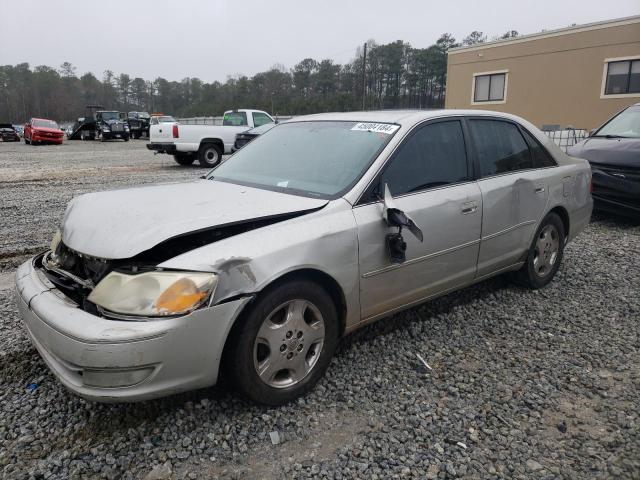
xmin=158 ymin=199 xmax=362 ymax=329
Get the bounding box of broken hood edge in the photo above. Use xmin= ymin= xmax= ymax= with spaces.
xmin=60 ymin=180 xmax=328 ymax=260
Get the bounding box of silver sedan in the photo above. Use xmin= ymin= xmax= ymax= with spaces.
xmin=15 ymin=110 xmax=592 ymax=405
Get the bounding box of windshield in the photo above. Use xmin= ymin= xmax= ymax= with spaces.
xmin=595 ymin=107 xmax=640 ymax=138
xmin=100 ymin=112 xmax=120 ymax=121
xmin=32 ymin=119 xmax=59 ymax=129
xmin=129 ymin=112 xmax=150 ymax=119
xmin=210 ymin=121 xmax=398 ymax=198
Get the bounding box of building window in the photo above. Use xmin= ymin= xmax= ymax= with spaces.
xmin=604 ymin=59 xmax=640 ymax=95
xmin=472 ymin=71 xmax=507 ymax=103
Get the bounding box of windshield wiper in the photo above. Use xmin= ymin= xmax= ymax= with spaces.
xmin=592 ymin=134 xmax=628 ymax=139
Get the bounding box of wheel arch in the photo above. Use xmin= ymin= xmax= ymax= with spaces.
xmin=199 ymin=138 xmax=224 ymax=151
xmin=547 ymin=205 xmax=570 ymax=241
xmin=218 ymin=267 xmax=348 ymax=384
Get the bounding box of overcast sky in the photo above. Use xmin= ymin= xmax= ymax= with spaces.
xmin=1 ymin=0 xmax=638 ymax=82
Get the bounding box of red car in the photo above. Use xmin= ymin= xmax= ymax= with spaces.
xmin=24 ymin=118 xmax=64 ymax=145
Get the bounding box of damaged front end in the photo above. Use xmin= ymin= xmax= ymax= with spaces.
xmin=39 ymin=209 xmax=321 ymax=318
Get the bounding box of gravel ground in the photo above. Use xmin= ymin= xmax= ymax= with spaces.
xmin=1 ymin=140 xmax=639 ymax=479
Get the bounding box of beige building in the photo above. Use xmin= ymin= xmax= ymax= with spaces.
xmin=445 ymin=16 xmax=640 ymax=130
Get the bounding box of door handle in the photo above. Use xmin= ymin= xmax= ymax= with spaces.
xmin=535 ymin=184 xmax=546 ymax=194
xmin=461 ymin=202 xmax=478 ymax=215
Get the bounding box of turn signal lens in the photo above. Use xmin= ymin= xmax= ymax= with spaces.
xmin=155 ymin=278 xmax=207 ymax=314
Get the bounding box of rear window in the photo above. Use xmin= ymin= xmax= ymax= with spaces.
xmin=521 ymin=129 xmax=557 ymax=168
xmin=223 ymin=112 xmax=248 ymax=126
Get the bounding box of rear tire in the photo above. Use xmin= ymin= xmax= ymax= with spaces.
xmin=226 ymin=280 xmax=339 ymax=406
xmin=198 ymin=143 xmax=222 ymax=168
xmin=173 ymin=154 xmax=195 ymax=166
xmin=512 ymin=212 xmax=565 ymax=289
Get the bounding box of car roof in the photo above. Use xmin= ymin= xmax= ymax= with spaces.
xmin=284 ymin=109 xmax=531 ymax=128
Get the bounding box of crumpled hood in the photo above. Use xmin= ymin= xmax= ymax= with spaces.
xmin=61 ymin=180 xmax=328 ymax=259
xmin=567 ymin=137 xmax=640 ymax=167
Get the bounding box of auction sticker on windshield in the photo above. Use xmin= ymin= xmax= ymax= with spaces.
xmin=351 ymin=123 xmax=400 ymax=134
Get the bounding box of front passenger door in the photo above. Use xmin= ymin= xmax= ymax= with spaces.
xmin=353 ymin=119 xmax=482 ymax=320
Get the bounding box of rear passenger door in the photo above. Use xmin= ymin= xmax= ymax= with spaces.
xmin=467 ymin=118 xmax=552 ymax=278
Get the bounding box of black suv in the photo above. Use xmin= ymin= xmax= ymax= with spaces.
xmin=127 ymin=112 xmax=151 ymax=139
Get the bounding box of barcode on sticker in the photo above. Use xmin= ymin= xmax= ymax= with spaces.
xmin=351 ymin=123 xmax=400 ymax=134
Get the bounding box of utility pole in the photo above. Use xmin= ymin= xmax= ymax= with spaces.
xmin=361 ymin=42 xmax=367 ymax=111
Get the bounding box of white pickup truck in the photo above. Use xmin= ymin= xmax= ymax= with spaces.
xmin=147 ymin=109 xmax=274 ymax=167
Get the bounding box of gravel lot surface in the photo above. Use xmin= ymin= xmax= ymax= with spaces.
xmin=1 ymin=140 xmax=639 ymax=479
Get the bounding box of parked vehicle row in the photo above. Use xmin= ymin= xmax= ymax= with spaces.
xmin=147 ymin=108 xmax=274 ymax=167
xmin=15 ymin=109 xmax=592 ymax=406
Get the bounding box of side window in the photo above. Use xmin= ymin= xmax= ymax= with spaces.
xmin=223 ymin=112 xmax=248 ymax=126
xmin=379 ymin=121 xmax=468 ymax=197
xmin=468 ymin=120 xmax=533 ymax=177
xmin=252 ymin=112 xmax=273 ymax=127
xmin=521 ymin=129 xmax=557 ymax=168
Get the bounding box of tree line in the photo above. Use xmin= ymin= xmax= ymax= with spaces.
xmin=0 ymin=30 xmax=517 ymax=123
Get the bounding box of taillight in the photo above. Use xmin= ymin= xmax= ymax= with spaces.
xmin=172 ymin=124 xmax=179 ymax=138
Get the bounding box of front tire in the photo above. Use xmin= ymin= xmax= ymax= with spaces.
xmin=198 ymin=143 xmax=222 ymax=168
xmin=513 ymin=212 xmax=565 ymax=289
xmin=226 ymin=280 xmax=339 ymax=406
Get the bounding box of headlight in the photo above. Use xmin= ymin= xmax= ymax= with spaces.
xmin=102 ymin=126 xmax=110 ymax=131
xmin=87 ymin=271 xmax=217 ymax=318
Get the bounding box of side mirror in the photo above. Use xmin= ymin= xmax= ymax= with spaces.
xmin=382 ymin=184 xmax=423 ymax=264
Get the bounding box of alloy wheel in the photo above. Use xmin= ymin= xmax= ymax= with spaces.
xmin=533 ymin=224 xmax=560 ymax=277
xmin=253 ymin=299 xmax=325 ymax=388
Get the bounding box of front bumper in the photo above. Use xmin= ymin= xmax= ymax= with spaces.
xmin=146 ymin=142 xmax=176 ymax=154
xmin=592 ymin=168 xmax=640 ymax=219
xmin=15 ymin=257 xmax=250 ymax=402
xmin=592 ymin=194 xmax=640 ymax=218
xmin=32 ymin=133 xmax=63 ymax=144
